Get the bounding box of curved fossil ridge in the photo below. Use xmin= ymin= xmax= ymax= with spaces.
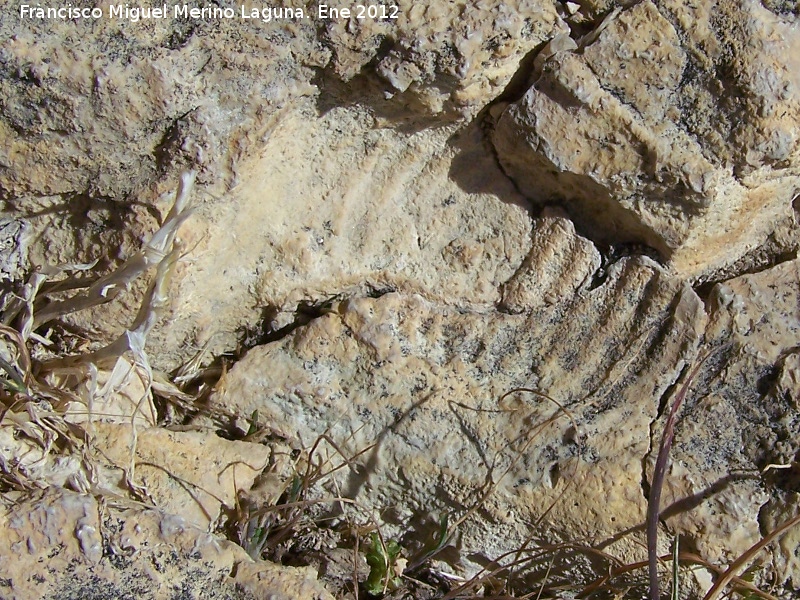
xmin=212 ymin=215 xmax=708 ymax=576
xmin=215 ymin=255 xmax=800 ymax=585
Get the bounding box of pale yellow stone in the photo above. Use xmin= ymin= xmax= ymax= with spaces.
xmin=0 ymin=489 xmax=334 ymax=599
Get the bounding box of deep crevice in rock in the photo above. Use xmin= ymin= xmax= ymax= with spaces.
xmin=640 ymin=362 xmax=688 ymax=504
xmin=586 ymin=242 xmax=664 ymax=291
xmin=237 ymin=285 xmax=399 ymax=354
xmin=153 ymin=108 xmax=198 ymax=172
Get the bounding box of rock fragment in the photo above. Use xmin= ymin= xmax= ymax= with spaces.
xmin=492 ymin=0 xmax=800 ymax=280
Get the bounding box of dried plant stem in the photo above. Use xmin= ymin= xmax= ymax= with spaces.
xmin=33 ymin=171 xmax=196 ymax=329
xmin=702 ymin=512 xmax=800 ymax=600
xmin=648 ymin=360 xmax=705 ymax=600
xmin=580 ymin=551 xmax=780 ymax=600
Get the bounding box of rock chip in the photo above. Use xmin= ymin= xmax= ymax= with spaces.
xmin=91 ymin=424 xmax=271 ymax=530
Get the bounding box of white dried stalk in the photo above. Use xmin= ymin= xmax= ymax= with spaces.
xmin=33 ymin=171 xmax=196 ymax=328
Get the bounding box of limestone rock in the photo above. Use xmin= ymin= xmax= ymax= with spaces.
xmin=657 ymin=259 xmax=800 ymax=573
xmin=90 ymin=424 xmax=271 ymax=529
xmin=2 ymin=1 xmax=800 ymax=595
xmin=500 ymin=208 xmax=601 ymax=312
xmin=668 ymin=260 xmax=800 ymax=568
xmin=492 ymin=0 xmax=800 ymax=280
xmin=0 ymin=9 xmax=322 ymax=359
xmin=0 ymin=218 xmax=30 ymax=283
xmin=0 ymin=488 xmax=334 ymax=599
xmin=0 ymin=10 xmax=322 ymax=201
xmin=761 ymin=493 xmax=800 ymax=590
xmin=0 ymin=420 xmax=270 ymax=531
xmin=322 ymin=0 xmax=567 ymax=117
xmin=0 ymin=1 xmax=571 ymax=369
xmin=145 ymin=112 xmax=532 ymax=370
xmin=210 ymin=217 xmax=706 ymax=579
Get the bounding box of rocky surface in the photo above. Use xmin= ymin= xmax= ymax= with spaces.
xmin=0 ymin=356 xmax=271 ymax=531
xmin=209 ymin=215 xmax=709 ymax=575
xmin=1 ymin=0 xmax=799 ymax=597
xmin=0 ymin=488 xmax=333 ymax=599
xmin=492 ymin=0 xmax=800 ymax=281
xmin=660 ymin=259 xmax=800 ymax=568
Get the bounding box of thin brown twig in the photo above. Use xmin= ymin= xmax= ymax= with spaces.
xmin=702 ymin=512 xmax=800 ymax=600
xmin=648 ymin=358 xmax=707 ymax=600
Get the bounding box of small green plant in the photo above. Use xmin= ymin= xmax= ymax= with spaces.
xmin=0 ymin=354 xmax=27 ymax=395
xmin=365 ymin=531 xmax=403 ymax=596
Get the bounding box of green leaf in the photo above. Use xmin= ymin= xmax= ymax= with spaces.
xmin=246 ymin=410 xmax=259 ymax=436
xmin=287 ymin=475 xmax=303 ymax=503
xmin=0 ymin=356 xmax=27 ymax=395
xmin=433 ymin=514 xmax=449 ymax=553
xmin=365 ymin=532 xmax=402 ymax=596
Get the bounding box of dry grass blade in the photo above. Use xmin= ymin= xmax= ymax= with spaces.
xmin=648 ymin=359 xmax=705 ymax=600
xmin=441 ymin=541 xmax=621 ymax=600
xmin=702 ymin=512 xmax=800 ymax=600
xmin=0 ymin=172 xmax=197 ymax=508
xmin=0 ymin=324 xmax=31 ymax=390
xmin=32 ymin=171 xmax=196 ymax=329
xmin=435 ymin=388 xmax=581 ymax=598
xmin=579 ymin=550 xmax=779 ymax=600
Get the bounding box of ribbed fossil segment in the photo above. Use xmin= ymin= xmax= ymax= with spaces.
xmin=142 ymin=115 xmax=532 ymax=370
xmin=212 ymin=242 xmax=706 ymax=577
xmin=500 ymin=210 xmax=601 ymax=313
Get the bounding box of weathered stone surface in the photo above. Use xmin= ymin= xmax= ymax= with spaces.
xmin=0 ymin=1 xmax=570 ymax=369
xmin=762 ymin=493 xmax=800 ymax=590
xmin=2 ymin=0 xmax=799 ymax=596
xmin=147 ymin=112 xmax=531 ymax=370
xmin=0 ymin=488 xmax=334 ymax=599
xmin=492 ymin=0 xmax=800 ymax=280
xmin=208 ymin=250 xmax=800 ymax=592
xmin=0 ymin=217 xmax=30 ymax=283
xmin=0 ymin=11 xmax=321 ymax=358
xmin=91 ymin=424 xmax=271 ymax=529
xmin=0 ymin=419 xmax=270 ymax=531
xmin=500 ymin=208 xmax=601 ymax=312
xmin=0 ymin=0 xmax=565 ymax=201
xmin=657 ymin=259 xmax=800 ymax=577
xmin=322 ymin=0 xmax=567 ymax=116
xmin=0 ymin=9 xmax=322 ymax=201
xmin=210 ymin=217 xmax=706 ymax=578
